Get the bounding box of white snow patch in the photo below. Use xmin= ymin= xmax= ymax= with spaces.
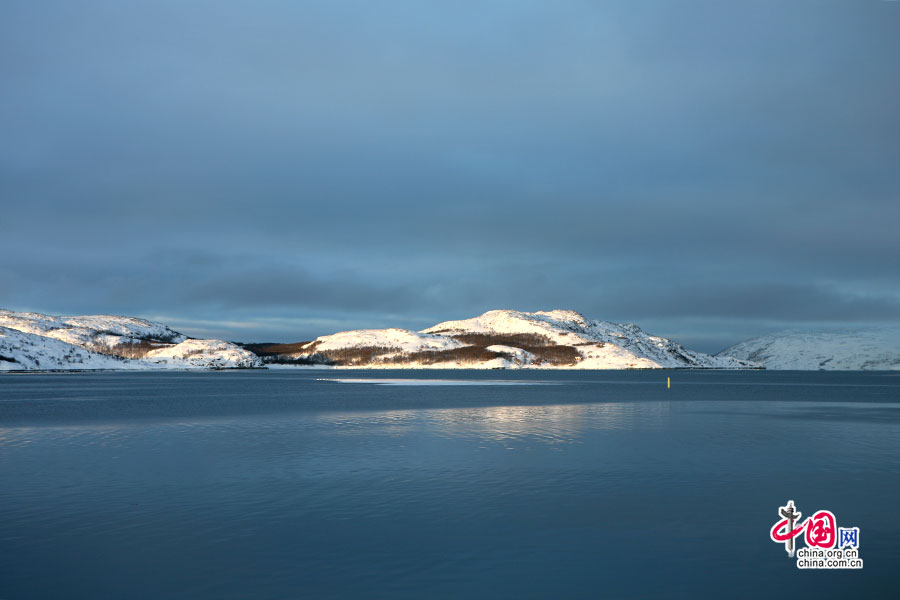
xmin=305 ymin=328 xmax=465 ymax=353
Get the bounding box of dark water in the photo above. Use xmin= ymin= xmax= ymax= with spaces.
xmin=1 ymin=370 xmax=898 ymax=599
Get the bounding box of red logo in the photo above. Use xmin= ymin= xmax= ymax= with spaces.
xmin=805 ymin=511 xmax=836 ymax=549
xmin=769 ymin=500 xmax=862 ymax=569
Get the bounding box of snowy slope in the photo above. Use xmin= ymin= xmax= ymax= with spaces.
xmin=0 ymin=310 xmax=184 ymax=347
xmin=718 ymin=328 xmax=900 ymax=370
xmin=308 ymin=328 xmax=464 ymax=353
xmin=144 ymin=339 xmax=261 ymax=369
xmin=0 ymin=310 xmax=261 ymax=370
xmin=425 ymin=310 xmax=752 ymax=369
xmin=289 ymin=309 xmax=756 ymax=369
xmin=0 ymin=327 xmax=133 ymax=371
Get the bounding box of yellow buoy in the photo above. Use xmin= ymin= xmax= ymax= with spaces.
xmin=667 ymin=377 xmax=671 ymax=389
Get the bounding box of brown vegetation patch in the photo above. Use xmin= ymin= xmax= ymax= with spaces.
xmin=241 ymin=342 xmax=315 ymax=357
xmin=240 ymin=333 xmax=582 ymax=367
xmin=529 ymin=344 xmax=580 ymax=365
xmin=90 ymin=339 xmax=173 ymax=359
xmin=448 ymin=332 xmax=580 ymax=366
xmin=318 ymin=345 xmax=400 ymax=365
xmin=239 ymin=341 xmax=330 ymax=365
xmin=448 ymin=332 xmax=554 ymax=348
xmin=394 ymin=345 xmax=503 ymax=365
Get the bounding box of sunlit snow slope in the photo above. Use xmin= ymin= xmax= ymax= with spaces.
xmin=0 ymin=310 xmax=261 ymax=370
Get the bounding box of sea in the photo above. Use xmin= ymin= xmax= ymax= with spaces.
xmin=1 ymin=369 xmax=898 ymax=599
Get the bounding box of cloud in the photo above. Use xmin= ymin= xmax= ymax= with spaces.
xmin=1 ymin=1 xmax=898 ymax=348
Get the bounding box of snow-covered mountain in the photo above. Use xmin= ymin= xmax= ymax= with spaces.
xmin=0 ymin=310 xmax=261 ymax=371
xmin=15 ymin=308 xmax=895 ymax=372
xmin=268 ymin=309 xmax=756 ymax=369
xmin=718 ymin=328 xmax=900 ymax=370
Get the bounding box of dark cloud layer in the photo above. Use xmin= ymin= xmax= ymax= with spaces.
xmin=2 ymin=1 xmax=899 ymax=352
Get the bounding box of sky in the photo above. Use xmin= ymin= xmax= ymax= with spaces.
xmin=1 ymin=0 xmax=898 ymax=353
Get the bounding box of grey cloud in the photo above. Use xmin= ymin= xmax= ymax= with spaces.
xmin=590 ymin=282 xmax=900 ymax=323
xmin=2 ymin=1 xmax=899 ymax=348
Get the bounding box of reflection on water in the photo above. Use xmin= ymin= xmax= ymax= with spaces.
xmin=429 ymin=404 xmax=591 ymax=446
xmin=312 ymin=401 xmax=671 ymax=450
xmin=425 ymin=401 xmax=670 ymax=446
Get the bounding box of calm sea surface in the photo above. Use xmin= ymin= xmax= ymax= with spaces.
xmin=1 ymin=370 xmax=898 ymax=599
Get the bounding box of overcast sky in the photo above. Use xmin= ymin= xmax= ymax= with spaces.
xmin=2 ymin=0 xmax=898 ymax=352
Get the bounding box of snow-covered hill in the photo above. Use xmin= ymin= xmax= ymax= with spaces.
xmin=0 ymin=327 xmax=134 ymax=371
xmin=143 ymin=339 xmax=262 ymax=369
xmin=0 ymin=311 xmax=184 ymax=347
xmin=718 ymin=328 xmax=900 ymax=370
xmin=0 ymin=310 xmax=261 ymax=371
xmin=277 ymin=309 xmax=757 ymax=369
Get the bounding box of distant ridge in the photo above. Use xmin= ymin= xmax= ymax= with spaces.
xmin=718 ymin=328 xmax=900 ymax=370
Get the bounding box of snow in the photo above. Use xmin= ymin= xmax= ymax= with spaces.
xmin=718 ymin=328 xmax=900 ymax=370
xmin=0 ymin=310 xmax=261 ymax=371
xmin=144 ymin=339 xmax=261 ymax=369
xmin=0 ymin=310 xmax=185 ymax=348
xmin=425 ymin=309 xmax=753 ymax=369
xmin=425 ymin=309 xmax=589 ymax=343
xmin=484 ymin=345 xmax=536 ymax=366
xmin=304 ymin=328 xmax=464 ymax=353
xmin=0 ymin=326 xmax=134 ymax=371
xmin=24 ymin=308 xmax=895 ymax=372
